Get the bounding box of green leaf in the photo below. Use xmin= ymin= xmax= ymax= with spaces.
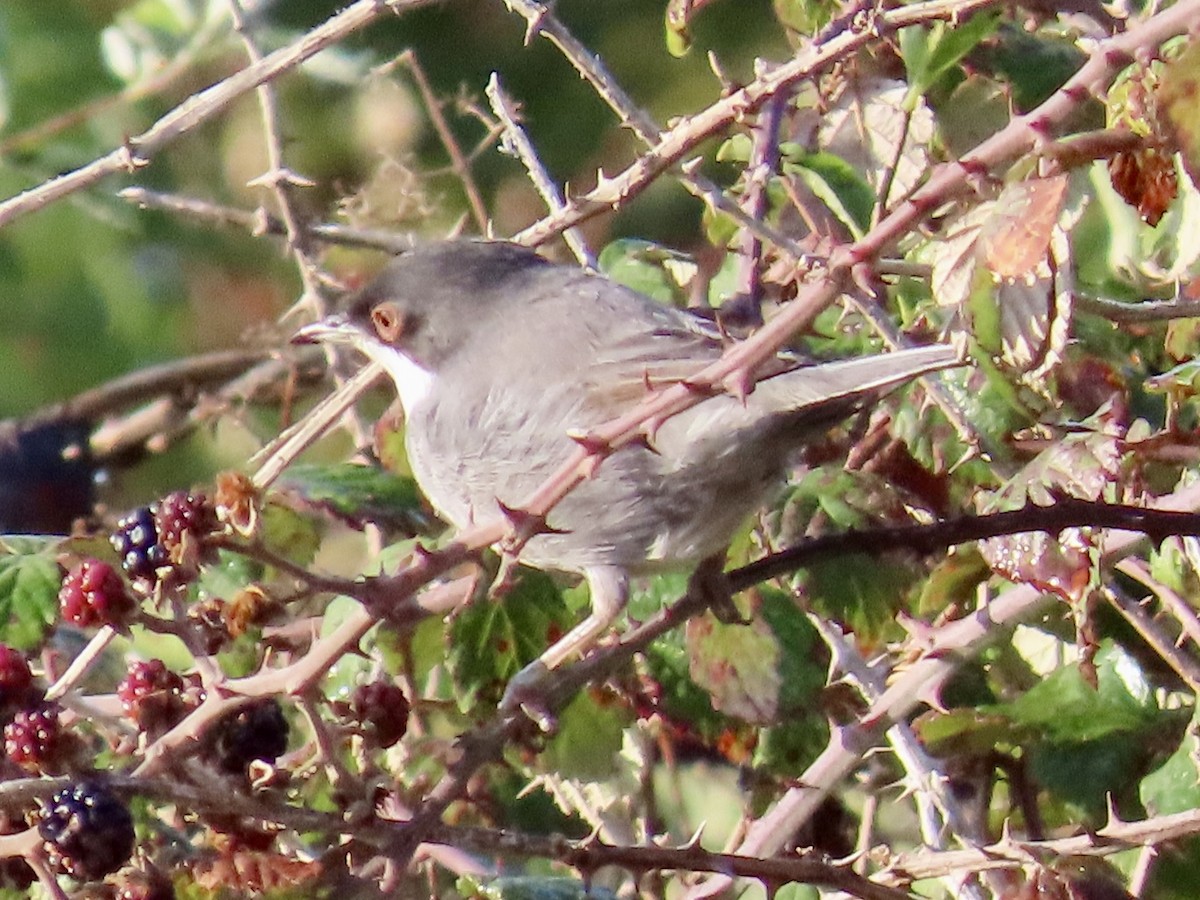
xmin=973 ymin=25 xmax=1083 ymax=112
xmin=459 ymin=876 xmax=617 ymax=900
xmin=715 ymin=133 xmax=752 ymax=163
xmin=598 ymin=239 xmax=695 ymax=305
xmin=1141 ymin=712 xmax=1200 ymax=816
xmin=664 ymin=0 xmax=692 ymax=57
xmin=774 ymin=0 xmax=838 ymax=37
xmin=802 ymin=553 xmax=917 ymax=647
xmin=914 ymin=708 xmax=1017 ymax=756
xmin=196 ymin=548 xmax=259 ymax=602
xmin=539 ymin=690 xmax=630 ymax=780
xmin=1147 ymin=358 xmax=1200 ymax=395
xmin=758 ymin=589 xmax=825 ymax=715
xmin=994 ymin=643 xmax=1157 ymax=743
xmin=628 ymin=570 xmax=689 ymax=622
xmin=275 ymin=463 xmax=433 ymax=534
xmin=447 ymin=569 xmax=571 ymax=708
xmin=753 ymin=716 xmax=830 ymax=775
xmin=0 ymin=551 xmax=60 ymax=650
xmin=900 ymin=14 xmax=1000 ymax=104
xmin=260 ymin=503 xmax=321 ymax=568
xmin=687 ymin=611 xmax=782 ymax=724
xmin=784 ymin=152 xmax=874 ymax=236
xmin=1032 ymin=733 xmax=1147 ymax=818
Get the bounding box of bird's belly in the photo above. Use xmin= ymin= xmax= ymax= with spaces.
xmin=407 ymin=407 xmax=784 ymax=575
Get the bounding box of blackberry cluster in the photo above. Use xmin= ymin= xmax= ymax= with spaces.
xmin=111 ymin=507 xmax=169 ymax=583
xmin=154 ymin=490 xmax=217 ymax=562
xmin=39 ymin=781 xmax=135 ymax=880
xmin=118 ymin=660 xmax=186 ymax=734
xmin=4 ymin=702 xmax=68 ymax=772
xmin=205 ymin=699 xmax=289 ymax=775
xmin=350 ymin=681 xmax=410 ymax=749
xmin=59 ymin=558 xmax=134 ymax=628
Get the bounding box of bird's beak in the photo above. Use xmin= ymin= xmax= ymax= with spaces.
xmin=291 ymin=314 xmax=358 ymax=347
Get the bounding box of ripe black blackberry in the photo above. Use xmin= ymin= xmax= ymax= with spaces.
xmin=39 ymin=781 xmax=135 ymax=880
xmin=110 ymin=506 xmax=169 ymax=583
xmin=4 ymin=702 xmax=68 ymax=771
xmin=351 ymin=681 xmax=410 ymax=748
xmin=59 ymin=558 xmax=135 ymax=627
xmin=205 ymin=699 xmax=289 ymax=775
xmin=154 ymin=490 xmax=217 ymax=564
xmin=118 ymin=660 xmax=185 ymax=733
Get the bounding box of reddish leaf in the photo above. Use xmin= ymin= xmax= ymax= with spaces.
xmin=977 ymin=405 xmax=1124 ymax=603
xmin=977 ymin=175 xmax=1069 ymax=280
xmin=1107 ymin=148 xmax=1178 ymax=225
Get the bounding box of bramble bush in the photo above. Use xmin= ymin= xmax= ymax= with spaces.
xmin=6 ymin=0 xmax=1200 ymax=898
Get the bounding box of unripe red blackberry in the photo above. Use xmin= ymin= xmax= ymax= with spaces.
xmin=350 ymin=681 xmax=410 ymax=748
xmin=0 ymin=644 xmax=35 ymax=710
xmin=59 ymin=558 xmax=134 ymax=627
xmin=110 ymin=506 xmax=168 ymax=583
xmin=114 ymin=867 xmax=175 ymax=900
xmin=204 ymin=699 xmax=289 ymax=775
xmin=39 ymin=781 xmax=135 ymax=880
xmin=118 ymin=660 xmax=185 ymax=733
xmin=154 ymin=490 xmax=217 ymax=563
xmin=5 ymin=702 xmax=68 ymax=772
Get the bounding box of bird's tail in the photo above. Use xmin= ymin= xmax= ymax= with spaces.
xmin=752 ymin=344 xmax=961 ymax=416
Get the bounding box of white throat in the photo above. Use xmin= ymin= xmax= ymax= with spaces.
xmin=360 ymin=343 xmax=436 ymax=413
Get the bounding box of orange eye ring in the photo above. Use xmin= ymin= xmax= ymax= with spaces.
xmin=371 ymin=302 xmax=405 ymax=343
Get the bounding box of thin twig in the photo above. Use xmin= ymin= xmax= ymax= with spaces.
xmin=390 ymin=51 xmax=491 ymax=233
xmin=485 ymin=74 xmax=594 ymax=268
xmin=0 ymin=0 xmax=443 ymax=230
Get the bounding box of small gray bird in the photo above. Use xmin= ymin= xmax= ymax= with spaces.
xmin=294 ymin=240 xmax=958 ymax=689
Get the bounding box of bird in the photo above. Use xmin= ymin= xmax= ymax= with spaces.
xmin=294 ymin=239 xmax=959 ymax=704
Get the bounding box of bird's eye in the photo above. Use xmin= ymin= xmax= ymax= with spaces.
xmin=371 ymin=302 xmax=405 ymax=343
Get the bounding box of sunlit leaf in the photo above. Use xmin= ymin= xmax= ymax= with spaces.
xmin=1159 ymin=39 xmax=1200 ymax=188
xmin=0 ymin=549 xmax=59 ymax=650
xmin=978 ymin=176 xmax=1068 ymax=281
xmin=598 ymin=239 xmax=695 ymax=306
xmin=977 ymin=404 xmax=1124 ymax=602
xmin=1141 ymin=711 xmax=1200 ymax=815
xmin=275 ymin=463 xmax=433 ymax=535
xmin=819 ymin=77 xmax=934 ymax=205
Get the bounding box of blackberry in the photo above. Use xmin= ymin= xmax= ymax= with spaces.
xmin=350 ymin=681 xmax=410 ymax=748
xmin=0 ymin=644 xmax=35 ymax=709
xmin=39 ymin=781 xmax=135 ymax=880
xmin=118 ymin=660 xmax=185 ymax=733
xmin=114 ymin=867 xmax=175 ymax=900
xmin=205 ymin=699 xmax=289 ymax=774
xmin=4 ymin=702 xmax=69 ymax=772
xmin=110 ymin=506 xmax=168 ymax=583
xmin=154 ymin=490 xmax=217 ymax=563
xmin=59 ymin=558 xmax=134 ymax=628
